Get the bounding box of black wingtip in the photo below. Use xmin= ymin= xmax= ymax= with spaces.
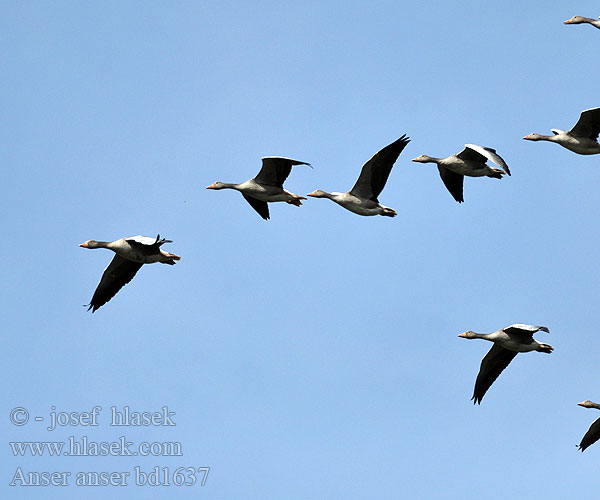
xmin=155 ymin=235 xmax=173 ymax=246
xmin=471 ymin=394 xmax=482 ymax=405
xmin=294 ymin=160 xmax=312 ymax=168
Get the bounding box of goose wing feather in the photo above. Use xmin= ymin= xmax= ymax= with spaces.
xmin=126 ymin=235 xmax=161 ymax=246
xmin=569 ymin=107 xmax=600 ymax=142
xmin=242 ymin=194 xmax=270 ymax=220
xmin=579 ymin=417 xmax=600 ymax=452
xmin=472 ymin=344 xmax=518 ymax=404
xmin=350 ymin=135 xmax=410 ymax=201
xmin=437 ymin=166 xmax=464 ymax=203
xmin=456 ymin=146 xmax=487 ymax=165
xmin=254 ymin=157 xmax=310 ymax=188
xmin=503 ymin=324 xmax=549 ymax=336
xmin=464 ymin=144 xmax=511 ymax=175
xmin=126 ymin=234 xmax=171 ymax=254
xmin=88 ymin=255 xmax=143 ymax=312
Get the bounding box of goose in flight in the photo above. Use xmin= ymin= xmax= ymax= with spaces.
xmin=412 ymin=144 xmax=510 ymax=203
xmin=207 ymin=157 xmax=310 ymax=220
xmin=306 ymin=135 xmax=410 ymax=216
xmin=564 ymin=16 xmax=600 ymax=29
xmin=523 ymin=108 xmax=600 ymax=155
xmin=577 ymin=400 xmax=600 ymax=452
xmin=80 ymin=235 xmax=180 ymax=312
xmin=458 ymin=324 xmax=553 ymax=404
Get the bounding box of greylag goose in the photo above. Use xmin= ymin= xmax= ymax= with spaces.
xmin=523 ymin=108 xmax=600 ymax=155
xmin=458 ymin=324 xmax=553 ymax=404
xmin=80 ymin=235 xmax=180 ymax=312
xmin=564 ymin=16 xmax=600 ymax=29
xmin=412 ymin=144 xmax=510 ymax=203
xmin=306 ymin=135 xmax=409 ymax=216
xmin=577 ymin=400 xmax=600 ymax=452
xmin=206 ymin=157 xmax=310 ymax=220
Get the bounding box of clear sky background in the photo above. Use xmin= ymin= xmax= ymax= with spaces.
xmin=2 ymin=1 xmax=600 ymax=499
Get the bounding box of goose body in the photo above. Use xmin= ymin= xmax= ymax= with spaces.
xmin=307 ymin=135 xmax=410 ymax=217
xmin=577 ymin=400 xmax=600 ymax=452
xmin=412 ymin=144 xmax=510 ymax=203
xmin=206 ymin=156 xmax=310 ymax=220
xmin=307 ymin=190 xmax=397 ymax=216
xmin=80 ymin=235 xmax=180 ymax=312
xmin=458 ymin=324 xmax=552 ymax=404
xmin=564 ymin=16 xmax=600 ymax=29
xmin=523 ymin=108 xmax=600 ymax=155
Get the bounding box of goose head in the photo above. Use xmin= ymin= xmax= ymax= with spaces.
xmin=564 ymin=16 xmax=586 ymax=25
xmin=307 ymin=190 xmax=330 ymax=198
xmin=523 ymin=133 xmax=544 ymax=141
xmin=412 ymin=155 xmax=438 ymax=164
xmin=79 ymin=240 xmax=112 ymax=250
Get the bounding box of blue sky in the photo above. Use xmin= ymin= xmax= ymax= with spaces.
xmin=3 ymin=1 xmax=600 ymax=498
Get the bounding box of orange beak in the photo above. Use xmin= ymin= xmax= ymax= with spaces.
xmin=457 ymin=333 xmax=467 ymax=338
xmin=206 ymin=183 xmax=216 ymax=189
xmin=79 ymin=242 xmax=88 ymax=248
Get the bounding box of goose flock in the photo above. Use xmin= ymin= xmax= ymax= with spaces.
xmin=81 ymin=16 xmax=600 ymax=453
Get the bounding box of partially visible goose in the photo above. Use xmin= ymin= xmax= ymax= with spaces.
xmin=564 ymin=16 xmax=600 ymax=29
xmin=458 ymin=324 xmax=553 ymax=404
xmin=523 ymin=108 xmax=600 ymax=155
xmin=306 ymin=135 xmax=409 ymax=216
xmin=577 ymin=400 xmax=600 ymax=452
xmin=412 ymin=144 xmax=510 ymax=203
xmin=206 ymin=157 xmax=310 ymax=220
xmin=80 ymin=235 xmax=180 ymax=312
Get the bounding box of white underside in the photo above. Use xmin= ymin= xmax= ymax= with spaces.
xmin=552 ymin=133 xmax=600 ymax=155
xmin=440 ymin=158 xmax=497 ymax=177
xmin=330 ymin=192 xmax=392 ymax=216
xmin=236 ymin=181 xmax=300 ymax=202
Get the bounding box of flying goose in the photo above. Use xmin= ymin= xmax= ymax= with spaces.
xmin=577 ymin=400 xmax=600 ymax=452
xmin=458 ymin=324 xmax=553 ymax=404
xmin=412 ymin=144 xmax=510 ymax=203
xmin=306 ymin=135 xmax=410 ymax=216
xmin=206 ymin=157 xmax=311 ymax=220
xmin=80 ymin=235 xmax=180 ymax=312
xmin=523 ymin=108 xmax=600 ymax=155
xmin=564 ymin=16 xmax=600 ymax=29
